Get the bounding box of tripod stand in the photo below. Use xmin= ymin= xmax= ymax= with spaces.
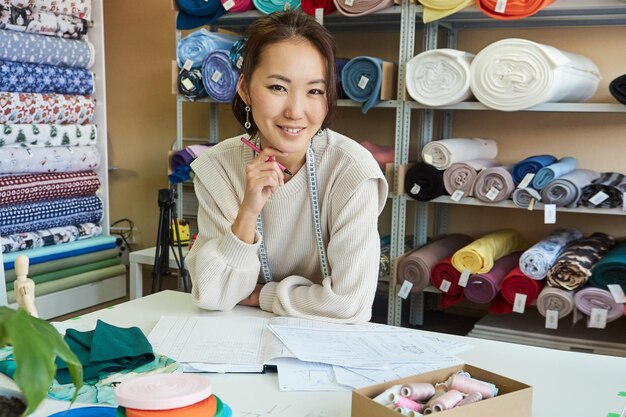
xmin=152 ymin=188 xmax=191 ymax=293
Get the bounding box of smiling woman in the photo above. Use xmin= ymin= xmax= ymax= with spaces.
xmin=186 ymin=9 xmax=389 ymax=324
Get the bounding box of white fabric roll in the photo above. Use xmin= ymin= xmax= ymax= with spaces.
xmin=422 ymin=138 xmax=498 ymax=170
xmin=470 ymin=38 xmax=601 ymax=111
xmin=406 ymin=49 xmax=475 ymax=106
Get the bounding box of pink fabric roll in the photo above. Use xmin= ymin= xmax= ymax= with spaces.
xmin=472 ymin=166 xmax=515 ymax=203
xmin=220 ymin=0 xmax=254 ymax=12
xmin=332 ymin=0 xmax=395 ymax=17
xmin=463 ymin=252 xmax=521 ymax=304
xmin=573 ymin=287 xmax=624 ymax=323
xmin=443 ymin=159 xmax=500 ymax=196
xmin=360 ymin=140 xmax=394 ymax=170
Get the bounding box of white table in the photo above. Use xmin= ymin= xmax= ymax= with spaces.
xmin=128 ymin=246 xmax=188 ymax=299
xmin=3 ymin=290 xmax=626 ymax=417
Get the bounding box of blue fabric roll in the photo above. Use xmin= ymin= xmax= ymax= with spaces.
xmin=341 ymin=56 xmax=384 ymax=114
xmin=0 ymin=60 xmax=94 ymax=95
xmin=176 ymin=0 xmax=227 ymax=30
xmin=531 ymin=157 xmax=579 ymax=190
xmin=48 ymin=407 xmax=117 ymax=417
xmin=178 ymin=68 xmax=208 ymax=101
xmin=202 ymin=50 xmax=239 ymax=103
xmin=176 ymin=29 xmax=240 ymax=69
xmin=252 ymin=0 xmax=301 ymax=14
xmin=511 ymin=154 xmax=557 ymax=185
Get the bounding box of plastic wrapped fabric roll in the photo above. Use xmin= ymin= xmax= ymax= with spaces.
xmin=443 ymin=159 xmax=499 ymax=196
xmin=511 ymin=154 xmax=557 ymax=184
xmin=588 ymin=241 xmax=626 ymax=293
xmin=463 ymin=252 xmax=521 ymax=304
xmin=0 ymin=146 xmax=100 ymax=175
xmin=511 ymin=187 xmax=542 ymax=209
xmin=4 ymin=0 xmax=92 ymax=20
xmin=573 ymin=286 xmax=624 ymax=323
xmin=1 ymin=222 xmax=102 ymax=254
xmin=178 ymin=68 xmax=208 ymax=102
xmin=430 ymin=257 xmax=465 ymax=308
xmin=489 ymin=266 xmax=545 ymax=314
xmin=175 ymin=0 xmax=227 ymax=30
xmin=0 ymin=171 xmax=100 ymax=207
xmin=451 ymin=229 xmax=528 ymax=274
xmin=0 ymin=29 xmax=94 ymax=69
xmin=422 ymin=138 xmax=497 ymax=170
xmin=472 ymin=166 xmax=515 ymax=203
xmin=406 ymin=49 xmax=475 ymax=106
xmin=0 ymin=92 xmax=95 ymax=124
xmin=397 ymin=234 xmax=473 ymax=293
xmin=540 ymin=169 xmax=601 ymax=208
xmin=341 ymin=56 xmax=384 ymax=114
xmin=301 ymin=0 xmax=336 ymax=15
xmin=0 ymin=60 xmax=93 ymax=95
xmin=579 ymin=172 xmax=626 ymax=209
xmin=418 ymin=0 xmax=474 ymax=23
xmin=201 ymin=50 xmax=239 ymax=103
xmin=404 ymin=162 xmax=446 ymax=202
xmin=332 ymin=0 xmax=394 ymax=17
xmin=253 ymin=0 xmax=301 ymax=14
xmin=531 ymin=157 xmax=579 ymax=190
xmin=221 ymin=0 xmax=254 ymax=12
xmin=176 ymin=29 xmax=240 ymax=69
xmin=0 ymin=124 xmax=97 ymax=147
xmin=0 ymin=4 xmax=89 ymax=39
xmin=470 ymin=39 xmax=601 ymax=111
xmin=536 ymin=286 xmax=575 ymax=319
xmin=609 ymin=74 xmax=626 ymax=105
xmin=477 ymin=0 xmax=555 ymax=20
xmin=519 ymin=228 xmax=583 ymax=280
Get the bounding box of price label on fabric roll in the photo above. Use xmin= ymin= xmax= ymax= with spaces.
xmin=183 ymin=59 xmax=193 ymax=71
xmin=588 ymin=191 xmax=609 ymax=206
xmin=284 ymin=2 xmax=290 ymax=10
xmin=458 ymin=269 xmax=470 ymax=287
xmin=223 ymin=0 xmax=235 ymax=10
xmin=495 ymin=0 xmax=507 ymax=13
xmin=344 ymin=0 xmax=354 ymax=6
xmin=450 ymin=190 xmax=465 ymax=202
xmin=439 ymin=279 xmax=451 ymax=293
xmin=527 ymin=198 xmax=535 ymax=211
xmin=181 ymin=78 xmax=194 ymax=90
xmin=545 ymin=310 xmax=559 ymax=329
xmin=423 ymin=153 xmax=433 ymax=164
xmin=517 ymin=173 xmax=535 ymax=190
xmin=358 ymin=75 xmax=370 ymax=90
xmin=315 ymin=8 xmax=324 ymax=25
xmin=486 ymin=187 xmax=499 ymax=201
xmin=589 ymin=308 xmax=608 ymax=329
xmin=410 ymin=183 xmax=421 ymax=195
xmin=211 ymin=70 xmax=223 ymax=83
xmin=513 ymin=293 xmax=527 ymax=313
xmin=237 ymin=56 xmax=243 ymax=69
xmin=398 ymin=280 xmax=413 ymax=299
xmin=607 ymin=284 xmax=626 ymax=304
xmin=544 ymin=204 xmax=556 ymax=224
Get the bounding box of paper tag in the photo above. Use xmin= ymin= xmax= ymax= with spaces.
xmin=315 ymin=8 xmax=323 ymax=25
xmin=495 ymin=0 xmax=507 ymax=13
xmin=223 ymin=0 xmax=235 ymax=10
xmin=513 ymin=293 xmax=527 ymax=313
xmin=236 ymin=56 xmax=243 ymax=69
xmin=588 ymin=308 xmax=608 ymax=329
xmin=588 ymin=191 xmax=609 ymax=206
xmin=544 ymin=204 xmax=556 ymax=224
xmin=183 ymin=59 xmax=193 ymax=71
xmin=527 ymin=198 xmax=535 ymax=211
xmin=517 ymin=173 xmax=535 ymax=190
xmin=439 ymin=280 xmax=451 ymax=293
xmin=211 ymin=70 xmax=223 ymax=82
xmin=450 ymin=190 xmax=465 ymax=202
xmin=283 ymin=1 xmax=290 ymax=9
xmin=181 ymin=78 xmax=194 ymax=90
xmin=607 ymin=284 xmax=626 ymax=304
xmin=545 ymin=310 xmax=559 ymax=329
xmin=344 ymin=0 xmax=354 ymax=6
xmin=423 ymin=153 xmax=433 ymax=164
xmin=398 ymin=280 xmax=413 ymax=299
xmin=410 ymin=183 xmax=421 ymax=195
xmin=358 ymin=75 xmax=370 ymax=90
xmin=486 ymin=187 xmax=499 ymax=201
xmin=458 ymin=269 xmax=470 ymax=288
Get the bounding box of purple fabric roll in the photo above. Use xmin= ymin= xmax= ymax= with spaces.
xmin=573 ymin=286 xmax=624 ymax=323
xmin=170 ymin=149 xmax=195 ymax=170
xmin=463 ymin=252 xmax=521 ymax=304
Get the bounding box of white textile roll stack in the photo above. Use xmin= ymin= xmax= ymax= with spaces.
xmin=470 ymin=38 xmax=601 ymax=111
xmin=406 ymin=48 xmax=475 ymax=107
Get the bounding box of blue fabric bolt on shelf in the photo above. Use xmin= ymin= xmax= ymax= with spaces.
xmin=176 ymin=0 xmax=228 ymax=30
xmin=169 ymin=165 xmax=192 ymax=185
xmin=531 ymin=156 xmax=579 ymax=190
xmin=0 ymin=60 xmax=94 ymax=95
xmin=48 ymin=407 xmax=117 ymax=417
xmin=178 ymin=68 xmax=209 ymax=101
xmin=341 ymin=56 xmax=384 ymax=114
xmin=202 ymin=50 xmax=239 ymax=103
xmin=252 ymin=0 xmax=301 ymax=14
xmin=176 ymin=28 xmax=240 ymax=69
xmin=511 ymin=154 xmax=557 ymax=185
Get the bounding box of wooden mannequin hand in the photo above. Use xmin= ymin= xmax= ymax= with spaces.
xmin=239 ymin=283 xmax=264 ymax=307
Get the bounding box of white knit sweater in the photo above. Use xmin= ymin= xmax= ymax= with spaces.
xmin=186 ymin=129 xmax=388 ymax=323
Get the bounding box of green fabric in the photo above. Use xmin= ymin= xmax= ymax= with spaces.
xmin=56 ymin=320 xmax=155 ymax=384
xmin=589 ymin=241 xmax=626 ymax=292
xmin=6 ymin=257 xmax=121 ymax=291
xmin=7 ymin=264 xmax=127 ymax=303
xmin=4 ymin=248 xmax=120 ymax=283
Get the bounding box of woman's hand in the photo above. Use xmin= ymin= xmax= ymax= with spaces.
xmin=239 ymin=283 xmax=264 ymax=307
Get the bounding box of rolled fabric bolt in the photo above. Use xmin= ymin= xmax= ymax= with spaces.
xmin=373 ymin=384 xmax=402 ymax=405
xmin=445 ymin=374 xmax=498 ymax=398
xmin=431 ymin=389 xmax=464 ymax=412
xmin=401 ymin=383 xmax=436 ymax=401
xmin=457 ymin=392 xmax=483 ymax=406
xmin=391 ymin=393 xmax=423 ymax=413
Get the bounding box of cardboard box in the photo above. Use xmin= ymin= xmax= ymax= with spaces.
xmin=352 ymin=364 xmax=532 ymax=417
xmin=380 ymin=61 xmax=398 ymax=101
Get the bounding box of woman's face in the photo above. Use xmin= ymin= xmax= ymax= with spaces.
xmin=239 ymin=39 xmax=328 ymax=157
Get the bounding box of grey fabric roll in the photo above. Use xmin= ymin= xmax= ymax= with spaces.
xmin=443 ymin=159 xmax=499 ymax=197
xmin=540 ymin=169 xmax=601 ymax=207
xmin=512 ymin=187 xmax=542 ymax=208
xmin=536 ymin=286 xmax=575 ymax=319
xmin=472 ymin=166 xmax=515 ymax=203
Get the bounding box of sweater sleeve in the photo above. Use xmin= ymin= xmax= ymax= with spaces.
xmin=186 ymin=160 xmax=262 ymax=311
xmin=258 ymin=177 xmax=386 ymax=323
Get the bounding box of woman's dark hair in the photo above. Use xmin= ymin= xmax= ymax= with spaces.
xmin=232 ymin=9 xmax=337 ymax=136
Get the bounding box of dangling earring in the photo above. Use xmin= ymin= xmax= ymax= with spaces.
xmin=317 ymin=128 xmax=324 ymax=136
xmin=244 ymin=105 xmax=251 ymax=129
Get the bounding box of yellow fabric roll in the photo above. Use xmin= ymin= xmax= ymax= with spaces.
xmin=451 ymin=229 xmax=528 ymax=273
xmin=419 ymin=0 xmax=474 ymax=23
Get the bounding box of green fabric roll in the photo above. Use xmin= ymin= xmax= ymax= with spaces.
xmin=6 ymin=257 xmax=121 ymax=291
xmin=56 ymin=320 xmax=154 ymax=384
xmin=4 ymin=248 xmax=120 ymax=283
xmin=589 ymin=241 xmax=626 ymax=292
xmin=7 ymin=264 xmax=127 ymax=303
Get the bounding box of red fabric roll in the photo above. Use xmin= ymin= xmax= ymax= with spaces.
xmin=301 ymin=0 xmax=336 ymax=15
xmin=489 ymin=266 xmax=545 ymax=314
xmin=430 ymin=257 xmax=464 ymax=308
xmin=477 ymin=0 xmax=555 ymax=20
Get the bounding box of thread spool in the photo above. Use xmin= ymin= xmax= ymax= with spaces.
xmin=455 ymin=370 xmax=472 ymax=378
xmin=390 ymin=393 xmax=423 ymax=413
xmin=394 ymin=406 xmax=421 ymax=417
xmin=373 ymin=384 xmax=402 ymax=405
xmin=457 ymin=392 xmax=483 ymax=407
xmin=431 ymin=389 xmax=464 ymax=412
xmin=400 ymin=383 xmax=436 ymax=401
xmin=445 ymin=374 xmax=498 ymax=398
xmin=423 ymin=388 xmax=446 ymax=414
